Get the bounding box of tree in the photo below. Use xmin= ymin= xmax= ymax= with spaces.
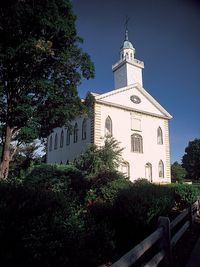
xmin=0 ymin=0 xmax=94 ymax=178
xmin=182 ymin=138 xmax=200 ymax=180
xmin=9 ymin=142 xmax=44 ymax=179
xmin=75 ymin=137 xmax=124 ymax=177
xmin=171 ymin=161 xmax=187 ymax=183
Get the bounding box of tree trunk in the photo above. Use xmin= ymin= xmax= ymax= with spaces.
xmin=0 ymin=126 xmax=13 ymax=179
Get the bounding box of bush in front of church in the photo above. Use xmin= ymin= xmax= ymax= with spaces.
xmin=0 ymin=180 xmax=87 ymax=267
xmin=24 ymin=163 xmax=88 ymax=201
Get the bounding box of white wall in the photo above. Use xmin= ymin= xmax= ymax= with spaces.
xmin=97 ymin=103 xmax=170 ymax=183
xmin=114 ymin=64 xmax=128 ymax=89
xmin=47 ymin=116 xmax=92 ymax=164
xmin=98 ymin=85 xmax=164 ymax=117
xmin=47 ymin=101 xmax=171 ymax=183
xmin=127 ymin=63 xmax=143 ymax=86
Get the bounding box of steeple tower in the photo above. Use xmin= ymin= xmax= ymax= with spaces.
xmin=112 ymin=26 xmax=144 ymax=89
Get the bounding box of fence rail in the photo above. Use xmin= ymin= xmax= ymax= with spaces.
xmin=111 ymin=197 xmax=200 ymax=267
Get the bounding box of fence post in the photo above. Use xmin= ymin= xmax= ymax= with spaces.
xmin=197 ymin=197 xmax=200 ymax=217
xmin=188 ymin=205 xmax=193 ymax=228
xmin=158 ymin=216 xmax=173 ymax=267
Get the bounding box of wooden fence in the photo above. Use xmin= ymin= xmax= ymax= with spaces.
xmin=111 ymin=197 xmax=200 ymax=267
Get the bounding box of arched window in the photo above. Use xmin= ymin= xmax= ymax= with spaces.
xmin=66 ymin=128 xmax=70 ymax=146
xmin=131 ymin=134 xmax=143 ymax=153
xmin=157 ymin=127 xmax=163 ymax=144
xmin=105 ymin=116 xmax=112 ymax=136
xmin=120 ymin=161 xmax=130 ymax=177
xmin=145 ymin=163 xmax=152 ymax=182
xmin=60 ymin=130 xmax=64 ymax=148
xmin=82 ymin=118 xmax=87 ymax=140
xmin=158 ymin=160 xmax=164 ymax=178
xmin=74 ymin=123 xmax=78 ymax=143
xmin=54 ymin=133 xmax=58 ymax=149
xmin=49 ymin=135 xmax=53 ymax=151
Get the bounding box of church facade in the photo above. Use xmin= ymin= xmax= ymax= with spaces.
xmin=47 ymin=30 xmax=172 ymax=183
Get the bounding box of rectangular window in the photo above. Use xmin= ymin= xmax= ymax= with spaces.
xmin=131 ymin=113 xmax=141 ymax=131
xmin=131 ymin=118 xmax=141 ymax=131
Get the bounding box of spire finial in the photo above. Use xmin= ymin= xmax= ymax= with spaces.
xmin=124 ymin=16 xmax=130 ymax=41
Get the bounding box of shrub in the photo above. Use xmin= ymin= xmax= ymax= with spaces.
xmin=134 ymin=178 xmax=151 ymax=185
xmin=169 ymin=183 xmax=200 ymax=207
xmin=171 ymin=161 xmax=187 ymax=183
xmin=96 ymin=177 xmax=133 ymax=203
xmin=24 ymin=164 xmax=88 ymax=201
xmin=111 ymin=184 xmax=175 ymax=252
xmin=75 ymin=137 xmax=123 ymax=176
xmin=0 ymin=181 xmax=86 ymax=267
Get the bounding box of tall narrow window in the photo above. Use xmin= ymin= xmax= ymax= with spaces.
xmin=54 ymin=133 xmax=58 ymax=149
xmin=145 ymin=163 xmax=152 ymax=182
xmin=49 ymin=135 xmax=53 ymax=151
xmin=74 ymin=123 xmax=78 ymax=143
xmin=60 ymin=130 xmax=64 ymax=148
xmin=157 ymin=127 xmax=163 ymax=144
xmin=66 ymin=128 xmax=70 ymax=146
xmin=120 ymin=162 xmax=130 ymax=177
xmin=82 ymin=118 xmax=87 ymax=140
xmin=158 ymin=160 xmax=164 ymax=178
xmin=105 ymin=116 xmax=112 ymax=136
xmin=131 ymin=134 xmax=143 ymax=153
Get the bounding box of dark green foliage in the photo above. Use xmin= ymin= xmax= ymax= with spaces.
xmin=8 ymin=143 xmax=44 ymax=181
xmin=0 ymin=0 xmax=95 ymax=178
xmin=77 ymin=220 xmax=115 ymax=267
xmin=171 ymin=161 xmax=187 ymax=183
xmin=2 ymin=135 xmax=200 ymax=266
xmin=94 ymin=173 xmax=132 ymax=202
xmin=111 ymin=183 xmax=175 ymax=252
xmin=0 ymin=0 xmax=94 ymax=137
xmin=84 ymin=91 xmax=95 ymax=108
xmin=169 ymin=183 xmax=200 ymax=207
xmin=182 ymin=138 xmax=200 ymax=180
xmin=0 ymin=181 xmax=86 ymax=267
xmin=1 ymin=162 xmax=200 ymax=266
xmin=75 ymin=137 xmax=123 ymax=176
xmin=24 ymin=164 xmax=88 ymax=201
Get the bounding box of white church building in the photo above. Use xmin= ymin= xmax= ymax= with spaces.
xmin=47 ymin=29 xmax=172 ymax=183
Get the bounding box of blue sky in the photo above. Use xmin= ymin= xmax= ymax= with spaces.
xmin=72 ymin=0 xmax=200 ymax=163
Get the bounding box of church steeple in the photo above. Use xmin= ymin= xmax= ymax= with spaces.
xmin=120 ymin=28 xmax=135 ymax=61
xmin=112 ymin=25 xmax=144 ymax=89
xmin=125 ymin=29 xmax=129 ymax=41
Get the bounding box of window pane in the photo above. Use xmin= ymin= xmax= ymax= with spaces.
xmin=159 ymin=160 xmax=164 ymax=178
xmin=82 ymin=119 xmax=87 ymax=140
xmin=49 ymin=136 xmax=52 ymax=151
xmin=105 ymin=116 xmax=112 ymax=136
xmin=66 ymin=129 xmax=70 ymax=145
xmin=60 ymin=130 xmax=64 ymax=148
xmin=74 ymin=123 xmax=78 ymax=143
xmin=54 ymin=133 xmax=58 ymax=149
xmin=157 ymin=127 xmax=163 ymax=144
xmin=131 ymin=134 xmax=143 ymax=153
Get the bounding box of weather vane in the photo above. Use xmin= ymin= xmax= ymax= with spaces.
xmin=124 ymin=16 xmax=130 ymax=40
xmin=125 ymin=16 xmax=130 ymax=31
